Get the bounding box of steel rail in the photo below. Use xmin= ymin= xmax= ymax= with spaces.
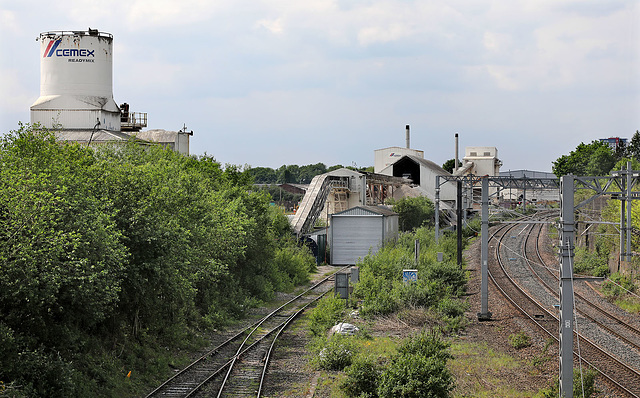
xmin=146 ymin=265 xmax=350 ymax=398
xmin=527 ymin=221 xmax=640 ymax=360
xmin=256 ymin=288 xmax=333 ymax=397
xmin=489 ymin=221 xmax=639 ymax=397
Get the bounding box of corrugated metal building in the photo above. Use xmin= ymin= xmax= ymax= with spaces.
xmin=330 ymin=205 xmax=398 ymax=265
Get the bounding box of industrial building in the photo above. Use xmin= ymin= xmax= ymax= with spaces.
xmin=498 ymin=170 xmax=559 ymax=204
xmin=30 ymin=29 xmax=191 ymax=154
xmin=292 ymin=125 xmax=507 ymax=266
xmin=330 ymin=206 xmax=399 ymax=265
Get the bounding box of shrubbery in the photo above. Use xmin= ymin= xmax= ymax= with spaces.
xmin=353 ymin=227 xmax=467 ymax=319
xmin=308 ymin=294 xmax=347 ymax=336
xmin=574 ymin=247 xmax=610 ymax=277
xmin=537 ymin=368 xmax=598 ymax=398
xmin=339 ymin=330 xmax=454 ymax=398
xmin=602 ymin=272 xmax=636 ymax=298
xmin=341 ymin=356 xmax=381 ymax=398
xmin=509 ymin=331 xmax=532 ymax=349
xmin=0 ymin=124 xmax=316 ymax=396
xmin=390 ymin=196 xmax=435 ymax=231
xmin=312 ymin=333 xmax=357 ymax=371
xmin=308 ymin=224 xmax=468 ymax=397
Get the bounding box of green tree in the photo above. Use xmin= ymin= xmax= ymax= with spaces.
xmin=392 ymin=196 xmax=435 ymax=231
xmin=0 ymin=124 xmax=127 ymax=394
xmin=627 ymin=131 xmax=640 ymax=160
xmin=299 ymin=162 xmax=327 ymax=183
xmin=0 ymin=123 xmax=317 ymax=396
xmin=441 ymin=159 xmax=460 ymax=174
xmin=552 ymin=141 xmax=617 ymax=177
xmin=248 ymin=166 xmax=278 ymax=183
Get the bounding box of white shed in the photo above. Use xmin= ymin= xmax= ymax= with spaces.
xmin=330 ymin=206 xmax=399 ymax=265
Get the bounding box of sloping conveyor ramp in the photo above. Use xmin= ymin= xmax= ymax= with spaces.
xmin=291 ymin=174 xmax=333 ymax=236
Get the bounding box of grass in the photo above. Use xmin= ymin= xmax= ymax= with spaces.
xmin=314 ymin=371 xmax=348 ymax=398
xmin=305 ymin=336 xmax=551 ymax=398
xmin=352 ymin=335 xmax=397 ymax=359
xmin=449 ymin=341 xmax=547 ymax=397
xmin=615 ymin=297 xmax=640 ymax=314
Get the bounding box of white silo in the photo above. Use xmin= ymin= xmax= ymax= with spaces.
xmin=30 ymin=29 xmax=121 ymax=131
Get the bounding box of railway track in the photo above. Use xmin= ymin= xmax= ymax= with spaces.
xmin=489 ymin=218 xmax=640 ymax=397
xmin=524 ymin=221 xmax=640 ymax=364
xmin=145 ymin=266 xmax=349 ymax=398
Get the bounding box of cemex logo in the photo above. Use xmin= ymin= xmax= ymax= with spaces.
xmin=43 ymin=39 xmax=95 ymax=58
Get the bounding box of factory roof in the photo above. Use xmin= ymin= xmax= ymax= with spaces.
xmin=332 ymin=205 xmax=397 ymax=217
xmin=402 ymin=155 xmax=452 ymax=176
xmin=134 ymin=129 xmax=181 ymax=144
xmin=55 ymin=129 xmax=140 ymax=143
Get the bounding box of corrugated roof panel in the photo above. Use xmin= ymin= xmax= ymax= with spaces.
xmin=333 ymin=205 xmax=397 ymax=217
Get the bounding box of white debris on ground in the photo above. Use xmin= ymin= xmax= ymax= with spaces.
xmin=328 ymin=322 xmax=359 ymax=336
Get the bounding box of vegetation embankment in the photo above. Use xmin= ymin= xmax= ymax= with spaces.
xmin=567 ymin=159 xmax=640 ymax=312
xmin=304 ymin=218 xmax=472 ymax=398
xmin=0 ymin=124 xmax=317 ymax=397
xmin=301 ymin=200 xmax=602 ymax=397
xmin=551 ymin=136 xmax=640 ymax=309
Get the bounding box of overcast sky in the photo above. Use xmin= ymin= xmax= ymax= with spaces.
xmin=1 ymin=0 xmax=638 ymax=172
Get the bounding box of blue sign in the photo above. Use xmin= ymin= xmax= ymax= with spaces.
xmin=403 ymin=269 xmax=418 ymax=284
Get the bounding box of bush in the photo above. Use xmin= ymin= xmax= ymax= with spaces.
xmin=394 ymin=279 xmax=437 ymax=309
xmin=308 ymin=294 xmax=347 ymax=336
xmin=537 ymin=367 xmax=598 ymax=398
xmin=360 ymin=288 xmax=399 ymax=317
xmin=377 ymin=330 xmax=454 ymax=398
xmin=271 ymin=240 xmax=315 ymax=292
xmin=509 ymin=331 xmax=532 ymax=349
xmin=437 ymin=297 xmax=467 ymax=318
xmin=312 ymin=334 xmax=356 ymax=371
xmin=341 ymin=356 xmax=381 ymax=398
xmin=392 ymin=196 xmax=435 ymax=231
xmin=423 ymin=261 xmax=467 ymax=297
xmin=574 ymin=248 xmax=609 ymax=277
xmin=602 ymin=273 xmax=636 ymax=299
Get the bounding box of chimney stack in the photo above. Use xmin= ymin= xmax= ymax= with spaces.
xmin=455 ymin=133 xmax=459 ymax=173
xmin=406 ymin=125 xmax=410 ymax=149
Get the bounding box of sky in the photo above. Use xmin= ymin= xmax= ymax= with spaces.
xmin=1 ymin=0 xmax=639 ymax=172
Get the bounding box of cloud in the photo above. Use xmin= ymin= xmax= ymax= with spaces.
xmin=256 ymin=18 xmax=284 ymax=34
xmin=0 ymin=9 xmax=20 ymax=34
xmin=125 ymin=0 xmax=222 ymax=28
xmin=0 ymin=68 xmax=36 ymax=116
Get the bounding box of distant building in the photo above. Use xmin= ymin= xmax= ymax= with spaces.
xmin=499 ymin=170 xmax=555 ymax=179
xmin=600 ymin=137 xmax=627 ymax=151
xmin=499 ymin=169 xmax=559 ymax=203
xmin=374 ymin=147 xmax=425 ymax=173
xmin=457 ymin=147 xmax=502 ymax=177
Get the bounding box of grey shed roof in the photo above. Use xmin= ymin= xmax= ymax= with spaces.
xmin=55 ymin=129 xmax=137 ymax=143
xmin=332 ymin=205 xmax=397 ymax=217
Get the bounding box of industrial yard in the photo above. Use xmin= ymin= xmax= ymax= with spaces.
xmin=1 ymin=18 xmax=639 ymax=398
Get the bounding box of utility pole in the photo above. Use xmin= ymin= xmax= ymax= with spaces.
xmin=559 ymin=175 xmax=575 ymax=397
xmin=478 ymin=176 xmax=491 ymax=320
xmin=457 ymin=180 xmax=463 ymax=268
